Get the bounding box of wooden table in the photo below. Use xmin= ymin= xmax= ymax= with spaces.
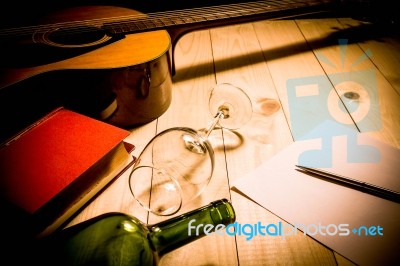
xmin=67 ymin=17 xmax=400 ymax=265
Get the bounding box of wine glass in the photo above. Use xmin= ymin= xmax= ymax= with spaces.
xmin=129 ymin=83 xmax=252 ymax=216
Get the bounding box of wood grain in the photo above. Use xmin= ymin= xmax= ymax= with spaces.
xmin=66 ymin=17 xmax=399 ymax=265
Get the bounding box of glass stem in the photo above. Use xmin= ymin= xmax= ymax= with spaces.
xmin=203 ymin=110 xmax=224 ymax=138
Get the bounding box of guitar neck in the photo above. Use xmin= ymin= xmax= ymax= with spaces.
xmin=103 ymin=0 xmax=340 ymax=36
xmin=0 ymin=0 xmax=343 ymax=47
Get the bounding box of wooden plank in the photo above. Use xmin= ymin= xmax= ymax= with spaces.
xmin=296 ymin=18 xmax=400 ymax=148
xmin=155 ymin=30 xmax=238 ymax=266
xmin=251 ymin=19 xmax=361 ymax=265
xmin=210 ymin=21 xmax=336 ymax=265
xmin=338 ymin=18 xmax=400 ymax=95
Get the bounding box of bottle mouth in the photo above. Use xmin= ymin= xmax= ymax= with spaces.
xmin=210 ymin=199 xmax=236 ymax=225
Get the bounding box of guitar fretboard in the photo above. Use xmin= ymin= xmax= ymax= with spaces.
xmin=104 ymin=0 xmax=338 ymax=35
xmin=0 ymin=0 xmax=340 ymax=51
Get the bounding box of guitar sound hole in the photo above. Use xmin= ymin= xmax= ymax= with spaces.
xmin=48 ymin=26 xmax=108 ymax=47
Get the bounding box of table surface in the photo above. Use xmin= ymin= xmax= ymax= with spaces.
xmin=67 ymin=17 xmax=400 ymax=265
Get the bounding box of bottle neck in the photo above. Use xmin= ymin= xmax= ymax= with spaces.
xmin=147 ymin=199 xmax=235 ymax=255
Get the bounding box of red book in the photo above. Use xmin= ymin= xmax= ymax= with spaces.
xmin=0 ymin=107 xmax=135 ymax=238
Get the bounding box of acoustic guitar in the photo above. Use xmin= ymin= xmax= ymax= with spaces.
xmin=0 ymin=0 xmax=341 ymax=142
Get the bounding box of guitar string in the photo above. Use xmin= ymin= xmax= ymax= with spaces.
xmin=0 ymin=0 xmax=332 ymax=37
xmin=130 ymin=0 xmax=285 ymax=25
xmin=106 ymin=0 xmax=282 ymax=32
xmin=0 ymin=0 xmax=325 ymax=35
xmin=0 ymin=0 xmax=285 ymax=33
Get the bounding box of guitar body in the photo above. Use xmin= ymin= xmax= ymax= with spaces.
xmin=0 ymin=6 xmax=172 ymax=143
xmin=0 ymin=0 xmax=345 ymax=142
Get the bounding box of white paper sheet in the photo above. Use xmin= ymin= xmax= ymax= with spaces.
xmin=232 ymin=123 xmax=400 ymax=265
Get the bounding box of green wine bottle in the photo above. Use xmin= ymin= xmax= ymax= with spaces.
xmin=33 ymin=198 xmax=235 ymax=266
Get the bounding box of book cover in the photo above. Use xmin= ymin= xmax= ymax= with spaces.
xmin=0 ymin=107 xmax=135 ymax=238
